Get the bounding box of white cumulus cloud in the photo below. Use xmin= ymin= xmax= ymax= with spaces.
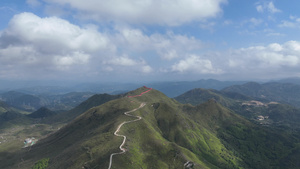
xmin=171 ymin=55 xmax=223 ymax=74
xmin=226 ymin=41 xmax=300 ymax=77
xmin=256 ymin=1 xmax=281 ymax=14
xmin=0 ymin=12 xmax=114 ymax=78
xmin=4 ymin=12 xmax=111 ymax=53
xmin=279 ymin=16 xmax=300 ymax=28
xmin=267 ymin=2 xmax=281 ymax=13
xmin=1 ymin=12 xmax=208 ymax=80
xmin=104 ymin=56 xmax=138 ymax=66
xmin=44 ymin=0 xmax=227 ymax=26
xmin=142 ymin=65 xmax=153 ymax=73
xmin=115 ymin=27 xmax=203 ymax=60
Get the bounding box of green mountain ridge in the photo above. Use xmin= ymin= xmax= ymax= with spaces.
xmin=0 ymin=91 xmax=95 ymax=112
xmin=28 ymin=107 xmax=57 ymax=119
xmin=175 ymin=87 xmax=300 ymax=131
xmin=1 ymin=87 xmax=300 ymax=169
xmin=175 ymin=88 xmax=243 ymax=107
xmin=42 ymin=93 xmax=122 ymax=124
xmin=0 ymin=101 xmax=34 ymax=129
xmin=222 ymin=82 xmax=300 ymax=108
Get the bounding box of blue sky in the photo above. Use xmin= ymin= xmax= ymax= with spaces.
xmin=1 ymin=0 xmax=300 ymax=83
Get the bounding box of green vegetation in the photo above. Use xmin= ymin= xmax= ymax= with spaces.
xmin=0 ymin=91 xmax=95 ymax=112
xmin=176 ymin=87 xmax=300 ymax=131
xmin=28 ymin=107 xmax=57 ymax=119
xmin=48 ymin=93 xmax=121 ymax=123
xmin=32 ymin=158 xmax=49 ymax=169
xmin=223 ymin=82 xmax=300 ymax=108
xmin=1 ymin=87 xmax=300 ymax=168
xmin=175 ymin=88 xmax=241 ymax=107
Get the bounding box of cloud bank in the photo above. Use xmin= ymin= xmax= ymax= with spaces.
xmin=0 ymin=13 xmax=201 ymax=80
xmin=1 ymin=11 xmax=300 ymax=81
xmin=44 ymin=0 xmax=227 ymax=26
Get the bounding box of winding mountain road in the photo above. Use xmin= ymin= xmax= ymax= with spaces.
xmin=108 ymin=102 xmax=146 ymax=169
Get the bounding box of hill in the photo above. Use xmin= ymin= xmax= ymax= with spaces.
xmin=7 ymin=79 xmax=245 ymax=98
xmin=0 ymin=91 xmax=94 ymax=112
xmin=222 ymin=82 xmax=300 ymax=108
xmin=0 ymin=101 xmax=34 ymax=129
xmin=1 ymin=87 xmax=300 ymax=169
xmin=276 ymin=77 xmax=300 ymax=85
xmin=0 ymin=101 xmax=15 ymax=114
xmin=0 ymin=91 xmax=47 ymax=111
xmin=28 ymin=107 xmax=57 ymax=119
xmin=0 ymin=111 xmax=32 ymax=129
xmin=175 ymin=88 xmax=300 ymax=131
xmin=149 ymin=79 xmax=246 ymax=97
xmin=42 ymin=93 xmax=122 ymax=124
xmin=174 ymin=88 xmax=252 ymax=107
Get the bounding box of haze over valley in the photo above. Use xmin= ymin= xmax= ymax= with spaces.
xmin=1 ymin=0 xmax=300 ymax=168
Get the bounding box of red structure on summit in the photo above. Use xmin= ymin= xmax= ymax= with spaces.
xmin=127 ymin=86 xmax=152 ymax=98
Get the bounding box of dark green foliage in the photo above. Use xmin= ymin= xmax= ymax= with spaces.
xmin=0 ymin=111 xmax=32 ymax=129
xmin=32 ymin=158 xmax=49 ymax=169
xmin=28 ymin=107 xmax=56 ymax=118
xmin=176 ymin=87 xmax=300 ymax=131
xmin=218 ymin=124 xmax=297 ymax=168
xmin=0 ymin=101 xmax=11 ymax=114
xmin=2 ymin=87 xmax=300 ymax=169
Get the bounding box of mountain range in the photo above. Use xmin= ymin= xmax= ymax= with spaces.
xmin=0 ymin=91 xmax=95 ymax=112
xmin=222 ymin=82 xmax=300 ymax=108
xmin=1 ymin=86 xmax=300 ymax=169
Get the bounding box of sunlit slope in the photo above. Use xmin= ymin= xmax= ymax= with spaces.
xmin=3 ymin=87 xmax=300 ymax=169
xmin=176 ymin=87 xmax=300 ymax=131
xmin=42 ymin=93 xmax=121 ymax=124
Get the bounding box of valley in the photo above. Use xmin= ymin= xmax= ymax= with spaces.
xmin=1 ymin=1 xmax=300 ymax=168
xmin=1 ymin=82 xmax=300 ymax=168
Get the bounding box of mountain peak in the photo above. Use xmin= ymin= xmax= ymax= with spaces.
xmin=3 ymin=86 xmax=300 ymax=169
xmin=28 ymin=107 xmax=56 ymax=118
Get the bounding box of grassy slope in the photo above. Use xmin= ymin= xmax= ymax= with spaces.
xmin=2 ymin=87 xmax=300 ymax=169
xmin=0 ymin=93 xmax=122 ymax=169
xmin=176 ymin=88 xmax=300 ymax=131
xmin=174 ymin=88 xmax=239 ymax=107
xmin=42 ymin=93 xmax=121 ymax=124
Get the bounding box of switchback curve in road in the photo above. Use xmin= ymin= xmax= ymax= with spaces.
xmin=108 ymin=102 xmax=146 ymax=169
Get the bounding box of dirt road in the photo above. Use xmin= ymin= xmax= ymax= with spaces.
xmin=108 ymin=103 xmax=146 ymax=169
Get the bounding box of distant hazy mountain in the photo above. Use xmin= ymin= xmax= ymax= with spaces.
xmin=43 ymin=93 xmax=122 ymax=124
xmin=2 ymin=87 xmax=300 ymax=169
xmin=275 ymin=77 xmax=300 ymax=85
xmin=222 ymin=82 xmax=300 ymax=108
xmin=0 ymin=79 xmax=247 ymax=98
xmin=0 ymin=91 xmax=94 ymax=111
xmin=0 ymin=101 xmax=12 ymax=114
xmin=28 ymin=107 xmax=57 ymax=119
xmin=149 ymin=79 xmax=247 ymax=97
xmin=16 ymin=86 xmax=74 ymax=95
xmin=0 ymin=100 xmax=34 ymax=128
xmin=0 ymin=111 xmax=32 ymax=129
xmin=0 ymin=91 xmax=47 ymax=111
xmin=175 ymin=88 xmax=252 ymax=107
xmin=45 ymin=92 xmax=95 ymax=110
xmin=175 ymin=88 xmax=300 ymax=130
